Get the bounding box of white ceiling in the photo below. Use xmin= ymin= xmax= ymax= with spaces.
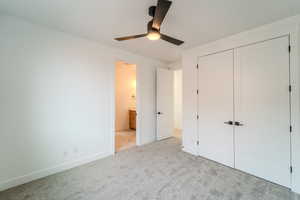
xmin=1 ymin=0 xmax=300 ymax=63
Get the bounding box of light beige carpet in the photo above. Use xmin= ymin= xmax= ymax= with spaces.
xmin=0 ymin=138 xmax=299 ymax=200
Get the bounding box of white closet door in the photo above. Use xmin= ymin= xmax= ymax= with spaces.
xmin=198 ymin=50 xmax=234 ymax=167
xmin=235 ymin=37 xmax=291 ymax=187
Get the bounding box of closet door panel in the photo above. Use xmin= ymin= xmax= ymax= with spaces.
xmin=198 ymin=50 xmax=234 ymax=167
xmin=235 ymin=37 xmax=290 ymax=187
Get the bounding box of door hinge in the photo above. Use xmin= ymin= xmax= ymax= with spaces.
xmin=196 ymin=141 xmax=199 ymax=145
xmin=289 ymin=45 xmax=291 ymax=53
xmin=289 ymin=85 xmax=292 ymax=92
xmin=290 ymin=166 xmax=293 ymax=173
xmin=290 ymin=126 xmax=292 ymax=132
xmin=197 ymin=115 xmax=199 ymax=120
xmin=196 ymin=64 xmax=199 ymax=69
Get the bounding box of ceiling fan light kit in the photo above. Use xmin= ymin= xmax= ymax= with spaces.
xmin=147 ymin=30 xmax=161 ymax=40
xmin=115 ymin=0 xmax=184 ymax=46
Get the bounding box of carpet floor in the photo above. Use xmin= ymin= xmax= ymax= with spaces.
xmin=0 ymin=138 xmax=299 ymax=200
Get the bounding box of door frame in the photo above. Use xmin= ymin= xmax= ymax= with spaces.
xmin=111 ymin=58 xmax=141 ymax=154
xmin=183 ymin=17 xmax=300 ymax=192
xmin=196 ymin=33 xmax=299 ymax=190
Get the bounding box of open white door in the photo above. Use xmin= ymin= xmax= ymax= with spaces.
xmin=156 ymin=68 xmax=174 ymax=140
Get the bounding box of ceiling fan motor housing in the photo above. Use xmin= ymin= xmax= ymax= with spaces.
xmin=147 ymin=20 xmax=159 ymax=32
xmin=149 ymin=6 xmax=156 ymax=17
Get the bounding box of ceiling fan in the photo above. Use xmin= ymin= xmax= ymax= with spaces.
xmin=114 ymin=0 xmax=184 ymax=46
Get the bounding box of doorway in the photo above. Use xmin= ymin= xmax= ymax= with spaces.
xmin=115 ymin=61 xmax=137 ymax=152
xmin=173 ymin=69 xmax=182 ymax=140
xmin=156 ymin=68 xmax=182 ymax=142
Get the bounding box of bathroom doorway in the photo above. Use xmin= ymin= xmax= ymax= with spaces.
xmin=115 ymin=61 xmax=137 ymax=152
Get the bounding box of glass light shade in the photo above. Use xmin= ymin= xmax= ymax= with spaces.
xmin=147 ymin=31 xmax=161 ymax=40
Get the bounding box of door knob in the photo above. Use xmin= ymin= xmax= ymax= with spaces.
xmin=224 ymin=121 xmax=233 ymax=125
xmin=157 ymin=112 xmax=163 ymax=115
xmin=234 ymin=121 xmax=244 ymax=126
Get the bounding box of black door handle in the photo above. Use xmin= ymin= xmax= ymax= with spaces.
xmin=234 ymin=121 xmax=244 ymax=126
xmin=224 ymin=121 xmax=233 ymax=125
xmin=157 ymin=112 xmax=163 ymax=115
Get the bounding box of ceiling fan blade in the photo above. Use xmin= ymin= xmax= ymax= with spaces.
xmin=161 ymin=34 xmax=184 ymax=46
xmin=115 ymin=34 xmax=147 ymax=41
xmin=152 ymin=0 xmax=172 ymax=30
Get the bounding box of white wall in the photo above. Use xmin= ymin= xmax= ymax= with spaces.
xmin=115 ymin=62 xmax=136 ymax=131
xmin=168 ymin=60 xmax=182 ymax=70
xmin=174 ymin=70 xmax=182 ymax=130
xmin=0 ymin=15 xmax=165 ymax=191
xmin=182 ymin=15 xmax=300 ymax=194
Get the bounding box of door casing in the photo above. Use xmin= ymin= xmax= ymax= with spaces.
xmin=196 ymin=35 xmax=292 ymax=188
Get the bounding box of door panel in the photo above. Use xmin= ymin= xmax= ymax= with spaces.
xmin=235 ymin=37 xmax=290 ymax=187
xmin=156 ymin=68 xmax=174 ymax=140
xmin=198 ymin=50 xmax=234 ymax=167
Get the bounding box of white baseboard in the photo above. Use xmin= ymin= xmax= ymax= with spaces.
xmin=182 ymin=147 xmax=198 ymax=156
xmin=0 ymin=151 xmax=112 ymax=192
xmin=292 ymin=184 xmax=300 ymax=196
xmin=138 ymin=137 xmax=156 ymax=146
xmin=157 ymin=136 xmax=172 ymax=141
